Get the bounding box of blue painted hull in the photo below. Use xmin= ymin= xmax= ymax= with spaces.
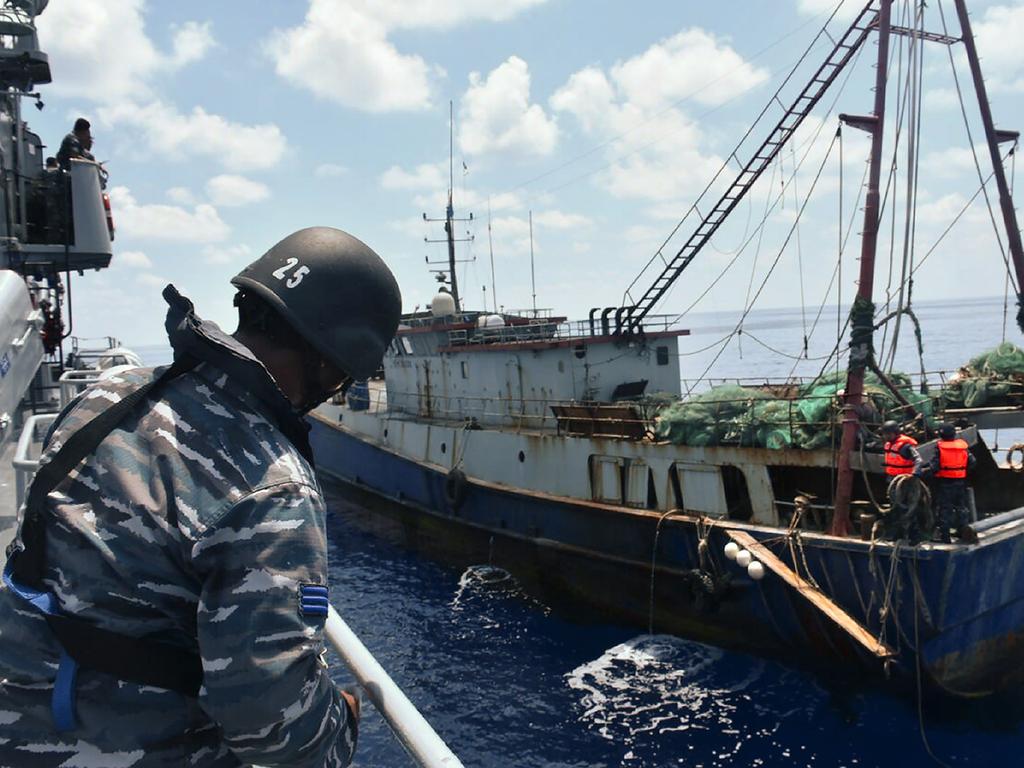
xmin=310 ymin=416 xmax=1024 ymax=697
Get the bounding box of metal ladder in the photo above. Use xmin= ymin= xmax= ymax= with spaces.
xmin=625 ymin=0 xmax=881 ymax=332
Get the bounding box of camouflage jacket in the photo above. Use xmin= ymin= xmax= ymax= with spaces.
xmin=0 ymin=286 xmax=356 ymax=767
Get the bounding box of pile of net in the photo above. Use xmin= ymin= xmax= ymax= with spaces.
xmin=942 ymin=342 xmax=1024 ymax=409
xmin=655 ymin=370 xmax=934 ymax=450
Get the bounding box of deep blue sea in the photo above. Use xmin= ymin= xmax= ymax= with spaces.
xmin=136 ymin=296 xmax=1024 ymax=767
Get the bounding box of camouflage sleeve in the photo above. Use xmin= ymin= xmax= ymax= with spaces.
xmin=190 ymin=481 xmax=356 ymax=767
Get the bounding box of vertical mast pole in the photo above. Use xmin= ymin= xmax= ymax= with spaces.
xmin=446 ymin=100 xmax=461 ymax=312
xmin=953 ymin=0 xmax=1024 ymax=319
xmin=529 ymin=210 xmax=537 ymax=315
xmin=487 ymin=199 xmax=497 ymax=313
xmin=832 ymin=0 xmax=894 ymax=536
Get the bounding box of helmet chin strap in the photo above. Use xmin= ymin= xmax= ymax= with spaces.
xmin=293 ymin=350 xmax=352 ymax=416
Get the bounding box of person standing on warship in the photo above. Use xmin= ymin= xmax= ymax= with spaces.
xmin=0 ymin=227 xmax=402 ymax=767
xmin=55 ymin=117 xmax=95 ymax=170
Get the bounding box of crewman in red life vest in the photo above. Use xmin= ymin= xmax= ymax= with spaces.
xmin=926 ymin=423 xmax=977 ymax=544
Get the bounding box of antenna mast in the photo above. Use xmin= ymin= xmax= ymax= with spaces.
xmin=423 ymin=100 xmax=473 ymax=310
xmin=487 ymin=199 xmax=497 ymax=312
xmin=529 ymin=210 xmax=537 ymax=315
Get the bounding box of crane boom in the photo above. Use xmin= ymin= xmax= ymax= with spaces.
xmin=624 ymin=1 xmax=880 ymax=333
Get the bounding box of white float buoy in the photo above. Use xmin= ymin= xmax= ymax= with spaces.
xmin=724 ymin=542 xmax=740 ymax=561
xmin=735 ymin=549 xmax=752 ymax=568
xmin=747 ymin=560 xmax=765 ymax=581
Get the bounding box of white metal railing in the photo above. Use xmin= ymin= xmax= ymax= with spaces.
xmin=12 ymin=412 xmax=56 ymax=509
xmin=11 ymin=415 xmax=462 ymax=767
xmin=58 ymin=369 xmax=103 ymax=408
xmin=325 ymin=606 xmax=463 ymax=767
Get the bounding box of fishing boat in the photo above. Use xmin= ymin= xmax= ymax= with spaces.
xmin=309 ymin=0 xmax=1024 ymax=698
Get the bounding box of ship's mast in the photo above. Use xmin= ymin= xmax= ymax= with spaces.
xmin=832 ymin=0 xmax=895 ymax=536
xmin=952 ymin=0 xmax=1024 ymax=329
xmin=445 ymin=101 xmax=460 ymax=311
xmin=423 ymin=101 xmax=473 ymax=311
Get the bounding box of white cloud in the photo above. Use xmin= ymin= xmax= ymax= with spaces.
xmin=37 ymin=3 xmax=284 ymax=174
xmin=166 ymin=187 xmax=195 ymax=205
xmin=974 ymin=4 xmax=1024 ymax=85
xmin=136 ymin=273 xmax=171 ymax=288
xmin=315 ymin=163 xmax=349 ymax=178
xmin=202 ymin=244 xmax=253 ymax=266
xmin=98 ymin=101 xmax=287 ymax=172
xmin=381 ymin=163 xmax=446 ymax=190
xmin=170 ymin=21 xmax=215 ymax=68
xmin=551 ymin=28 xmax=767 ymax=204
xmin=609 ymin=28 xmax=769 ymax=109
xmin=266 ymin=0 xmax=435 ymax=112
xmin=206 ymin=175 xmax=270 ymax=207
xmin=350 ymin=0 xmax=547 ymax=28
xmin=37 ymin=1 xmax=213 ymax=98
xmin=921 ymin=145 xmax=990 ymax=179
xmin=459 ymin=56 xmax=558 ymax=157
xmin=117 ymin=250 xmax=152 ymax=268
xmin=796 ymin=0 xmax=861 ymax=21
xmin=412 ymin=187 xmax=523 ymax=214
xmin=533 ymin=210 xmax=591 ymax=229
xmin=109 ymin=186 xmax=229 ymax=243
xmin=267 ymin=0 xmax=548 ymax=112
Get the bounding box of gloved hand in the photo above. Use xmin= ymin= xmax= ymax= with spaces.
xmin=341 ymin=686 xmax=361 ymax=721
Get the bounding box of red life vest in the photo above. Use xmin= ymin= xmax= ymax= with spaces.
xmin=884 ymin=434 xmax=918 ymax=476
xmin=936 ymin=438 xmax=969 ymax=479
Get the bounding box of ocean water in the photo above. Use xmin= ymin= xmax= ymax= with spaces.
xmin=323 ymin=491 xmax=1024 ymax=768
xmin=135 ymin=297 xmax=1024 ymax=767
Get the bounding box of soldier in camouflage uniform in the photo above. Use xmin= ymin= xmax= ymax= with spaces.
xmin=0 ymin=228 xmax=402 ymax=767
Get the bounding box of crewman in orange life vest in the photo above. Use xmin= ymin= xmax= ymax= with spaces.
xmin=880 ymin=420 xmax=925 ymax=541
xmin=882 ymin=420 xmax=923 ymax=477
xmin=926 ymin=423 xmax=977 ymax=544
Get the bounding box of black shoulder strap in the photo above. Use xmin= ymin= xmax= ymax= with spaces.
xmin=10 ymin=356 xmax=204 ymax=698
xmin=26 ymin=356 xmax=197 ymax=514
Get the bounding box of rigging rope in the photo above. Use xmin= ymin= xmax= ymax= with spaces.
xmin=790 ymin=141 xmax=809 ymax=357
xmin=887 ymin=0 xmax=927 ymax=372
xmin=667 ymin=38 xmax=866 ymax=331
xmin=684 ymin=129 xmax=842 ymax=395
xmin=878 ymin=0 xmax=914 ymax=362
xmin=620 ymin=1 xmax=863 ymax=310
xmin=739 ymin=155 xmax=781 ymax=358
xmin=936 ymin=0 xmax=1019 ymax=295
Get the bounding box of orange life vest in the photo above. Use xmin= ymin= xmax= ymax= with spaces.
xmin=884 ymin=434 xmax=918 ymax=476
xmin=936 ymin=438 xmax=969 ymax=479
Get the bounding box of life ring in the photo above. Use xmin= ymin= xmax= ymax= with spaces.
xmin=444 ymin=468 xmax=468 ymax=510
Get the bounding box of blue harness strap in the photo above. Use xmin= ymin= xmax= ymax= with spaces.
xmin=3 ymin=561 xmax=78 ymax=731
xmin=52 ymin=652 xmax=79 ymax=732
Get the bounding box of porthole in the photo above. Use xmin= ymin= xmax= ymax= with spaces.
xmin=441 ymin=442 xmax=447 ymax=454
xmin=518 ymin=450 xmax=525 ymax=463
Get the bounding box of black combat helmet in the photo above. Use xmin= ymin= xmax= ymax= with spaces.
xmin=881 ymin=420 xmax=900 ymax=435
xmin=231 ymin=227 xmax=402 ymax=380
xmin=939 ymin=423 xmax=956 ymax=440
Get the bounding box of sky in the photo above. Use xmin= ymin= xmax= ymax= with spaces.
xmin=25 ymin=0 xmax=1024 ymax=346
